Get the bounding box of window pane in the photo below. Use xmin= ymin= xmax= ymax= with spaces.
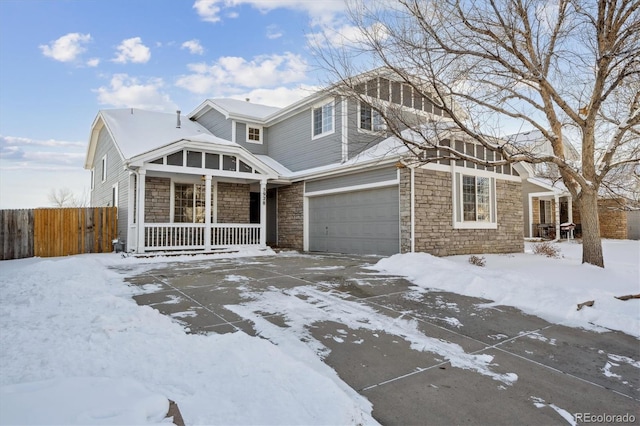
xmin=462 ymin=175 xmax=476 ymax=221
xmin=313 ymin=107 xmax=323 ymax=136
xmin=360 ymin=102 xmax=372 ymax=130
xmin=322 ymin=102 xmax=333 ymax=133
xmin=223 ymin=155 xmax=236 ymax=171
xmin=239 ymin=160 xmax=252 ymax=173
xmin=174 ymin=183 xmax=191 ymax=223
xmin=186 ymin=151 xmax=201 ymax=168
xmin=476 ymin=177 xmax=490 ymax=222
xmin=194 ymin=185 xmax=205 ymax=223
xmin=205 ymin=153 xmax=219 ymax=169
xmin=150 ymin=157 xmax=163 ymax=164
xmin=403 ymin=85 xmax=412 ymax=107
xmin=167 ymin=151 xmax=183 ymax=166
xmin=248 ymin=127 xmax=260 ymax=141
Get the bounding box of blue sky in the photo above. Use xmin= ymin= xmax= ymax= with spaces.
xmin=0 ymin=0 xmax=352 ymax=208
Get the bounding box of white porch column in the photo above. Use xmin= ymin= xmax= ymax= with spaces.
xmin=204 ymin=175 xmax=212 ymax=250
xmin=127 ymin=172 xmax=136 ymax=252
xmin=260 ymin=178 xmax=267 ymax=247
xmin=554 ymin=194 xmax=561 ymax=241
xmin=136 ymin=169 xmax=146 ymax=253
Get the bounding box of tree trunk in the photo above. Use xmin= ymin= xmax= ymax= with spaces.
xmin=578 ymin=189 xmax=604 ymax=267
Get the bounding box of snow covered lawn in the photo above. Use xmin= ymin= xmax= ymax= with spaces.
xmin=0 ymin=239 xmax=637 ymax=425
xmin=374 ymin=239 xmax=640 ymax=338
xmin=0 ymin=250 xmax=375 ymax=425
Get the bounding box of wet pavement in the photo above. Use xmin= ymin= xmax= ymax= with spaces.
xmin=116 ymin=252 xmax=639 ymax=425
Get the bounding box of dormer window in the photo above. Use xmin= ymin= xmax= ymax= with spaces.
xmin=247 ymin=125 xmax=262 ymax=143
xmin=312 ymin=100 xmax=334 ymax=138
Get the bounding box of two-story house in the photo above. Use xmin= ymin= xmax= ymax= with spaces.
xmin=84 ymin=72 xmax=525 ymax=256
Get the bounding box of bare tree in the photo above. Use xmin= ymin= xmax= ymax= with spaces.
xmin=48 ymin=187 xmax=89 ymax=208
xmin=317 ymin=0 xmax=639 ymax=267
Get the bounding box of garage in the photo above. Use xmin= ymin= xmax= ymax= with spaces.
xmin=309 ymin=186 xmax=399 ymax=255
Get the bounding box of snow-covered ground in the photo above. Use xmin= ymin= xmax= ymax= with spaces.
xmin=374 ymin=239 xmax=640 ymax=337
xmin=0 ymin=249 xmax=375 ymax=426
xmin=0 ymin=240 xmax=638 ymax=425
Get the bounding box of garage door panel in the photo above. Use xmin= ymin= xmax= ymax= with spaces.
xmin=309 ymin=186 xmax=399 ymax=256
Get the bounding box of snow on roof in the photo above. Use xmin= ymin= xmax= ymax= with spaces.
xmin=100 ymin=109 xmax=211 ymax=160
xmin=208 ymin=98 xmax=281 ymax=121
xmin=506 ymin=129 xmax=580 ymax=161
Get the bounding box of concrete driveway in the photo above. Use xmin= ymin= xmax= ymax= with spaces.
xmin=121 ymin=252 xmax=639 ymax=425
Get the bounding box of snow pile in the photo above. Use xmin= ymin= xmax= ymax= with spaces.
xmin=374 ymin=240 xmax=640 ymax=337
xmin=0 ymin=255 xmax=375 ymax=425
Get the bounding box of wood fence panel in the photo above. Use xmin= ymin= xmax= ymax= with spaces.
xmin=33 ymin=207 xmax=117 ymax=258
xmin=0 ymin=209 xmax=34 ymax=260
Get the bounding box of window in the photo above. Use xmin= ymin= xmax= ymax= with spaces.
xmin=174 ymin=183 xmax=206 ymax=223
xmin=359 ymin=102 xmax=385 ymax=132
xmin=90 ymin=168 xmax=95 ymax=190
xmin=312 ymin=100 xmax=334 ymax=138
xmin=454 ymin=173 xmax=496 ymax=229
xmin=247 ymin=126 xmax=262 ymax=143
xmin=540 ymin=200 xmax=552 ymax=223
xmin=111 ymin=183 xmax=119 ymax=208
xmin=101 ymin=155 xmax=107 ymax=182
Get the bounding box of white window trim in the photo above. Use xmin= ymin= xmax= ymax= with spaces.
xmin=311 ymin=99 xmax=335 ymax=140
xmin=111 ymin=182 xmax=119 ymax=208
xmin=452 ymin=169 xmax=498 ymax=230
xmin=246 ymin=124 xmax=263 ymax=144
xmin=357 ymin=101 xmax=386 ymax=134
xmin=101 ymin=155 xmax=107 ymax=182
xmin=90 ymin=168 xmax=95 ymax=191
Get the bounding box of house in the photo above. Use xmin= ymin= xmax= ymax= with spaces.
xmin=84 ymin=73 xmax=525 ymax=256
xmin=511 ymin=129 xmax=640 ymax=240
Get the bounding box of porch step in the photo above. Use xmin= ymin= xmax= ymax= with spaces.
xmin=127 ymin=247 xmax=271 ymax=259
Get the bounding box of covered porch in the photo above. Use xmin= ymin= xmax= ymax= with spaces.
xmin=528 ymin=191 xmax=575 ymax=240
xmin=125 ymin=136 xmax=280 ymax=253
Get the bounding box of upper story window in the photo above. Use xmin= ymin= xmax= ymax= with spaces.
xmin=359 ymin=102 xmax=385 ymax=132
xmin=454 ymin=172 xmax=497 ymax=229
xmin=312 ymin=100 xmax=334 ymax=138
xmin=101 ymin=155 xmax=107 ymax=182
xmin=247 ymin=126 xmax=262 ymax=143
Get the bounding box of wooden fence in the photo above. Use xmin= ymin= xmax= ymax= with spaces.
xmin=1 ymin=207 xmax=117 ymax=260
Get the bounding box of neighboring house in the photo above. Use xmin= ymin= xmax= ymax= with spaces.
xmin=85 ymin=72 xmax=525 ymax=256
xmin=510 ymin=129 xmax=639 ymax=240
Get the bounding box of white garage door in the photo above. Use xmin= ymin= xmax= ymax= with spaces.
xmin=309 ymin=186 xmax=399 ymax=255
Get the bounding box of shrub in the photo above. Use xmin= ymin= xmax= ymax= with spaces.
xmin=532 ymin=241 xmax=561 ymax=258
xmin=468 ymin=255 xmax=486 ymax=267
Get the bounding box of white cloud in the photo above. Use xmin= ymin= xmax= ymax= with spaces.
xmin=266 ymin=24 xmax=283 ymax=39
xmin=181 ymin=39 xmax=205 ymax=55
xmin=176 ymin=52 xmax=309 ymax=95
xmin=193 ymin=0 xmax=222 ymax=23
xmin=94 ymin=74 xmax=177 ymax=111
xmin=39 ymin=33 xmax=92 ymax=63
xmin=112 ymin=37 xmax=151 ymax=64
xmin=192 ymin=0 xmax=346 ymax=24
xmin=86 ymin=58 xmax=100 ymax=67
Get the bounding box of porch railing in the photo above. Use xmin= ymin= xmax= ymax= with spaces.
xmin=144 ymin=223 xmax=261 ymax=251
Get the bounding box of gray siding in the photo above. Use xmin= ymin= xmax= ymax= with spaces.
xmin=268 ymin=99 xmax=343 ymax=171
xmin=196 ymin=109 xmax=232 ymax=141
xmin=306 ymin=167 xmax=398 ymax=193
xmin=235 ymin=122 xmax=268 ymax=155
xmin=90 ymin=127 xmax=129 ymax=242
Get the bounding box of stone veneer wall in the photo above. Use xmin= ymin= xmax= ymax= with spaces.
xmin=217 ymin=182 xmax=250 ymax=223
xmin=400 ymin=168 xmax=524 ymax=256
xmin=277 ymin=182 xmax=304 ymax=250
xmin=570 ymin=198 xmax=629 ymax=239
xmin=145 ymin=176 xmax=170 ymax=223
